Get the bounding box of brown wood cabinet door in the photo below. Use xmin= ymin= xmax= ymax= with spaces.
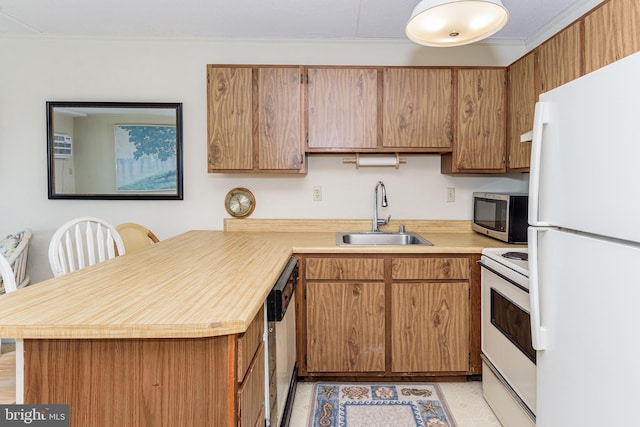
xmin=237 ymin=305 xmax=264 ymax=382
xmin=383 ymin=68 xmax=452 ymax=149
xmin=258 ymin=67 xmax=304 ymax=171
xmin=454 ymin=68 xmax=506 ymax=172
xmin=391 ymin=282 xmax=469 ymax=373
xmin=237 ymin=343 xmax=265 ymax=427
xmin=306 ymin=281 xmax=385 ymax=372
xmin=307 ymin=67 xmax=378 ymax=150
xmin=538 ymin=22 xmax=582 ymax=93
xmin=585 ymin=0 xmax=640 ymax=73
xmin=507 ymin=53 xmax=535 ymax=171
xmin=207 ymin=66 xmax=253 ymax=171
xmin=25 ymin=337 xmax=232 ymax=426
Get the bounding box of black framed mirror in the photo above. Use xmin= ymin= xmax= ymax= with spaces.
xmin=47 ymin=101 xmax=183 ymax=200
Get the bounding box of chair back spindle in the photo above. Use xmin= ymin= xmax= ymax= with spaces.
xmin=49 ymin=217 xmax=125 ymax=278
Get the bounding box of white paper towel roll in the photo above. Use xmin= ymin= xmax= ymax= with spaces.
xmin=342 ymin=154 xmax=406 ymax=168
xmin=357 ymin=156 xmax=398 ymax=167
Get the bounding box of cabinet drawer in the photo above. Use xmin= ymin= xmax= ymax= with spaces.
xmin=237 ymin=305 xmax=264 ymax=382
xmin=237 ymin=343 xmax=265 ymax=427
xmin=392 ymin=257 xmax=469 ymax=280
xmin=305 ymin=257 xmax=384 ymax=280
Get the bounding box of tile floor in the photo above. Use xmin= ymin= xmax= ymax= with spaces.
xmin=289 ymin=380 xmax=502 ymax=427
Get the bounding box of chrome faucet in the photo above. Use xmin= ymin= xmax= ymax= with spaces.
xmin=372 ymin=181 xmax=390 ymax=232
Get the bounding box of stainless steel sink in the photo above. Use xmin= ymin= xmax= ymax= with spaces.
xmin=336 ymin=232 xmax=433 ymax=246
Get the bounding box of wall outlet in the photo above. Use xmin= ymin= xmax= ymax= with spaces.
xmin=313 ymin=186 xmax=322 ymax=201
xmin=446 ymin=187 xmax=455 ymax=203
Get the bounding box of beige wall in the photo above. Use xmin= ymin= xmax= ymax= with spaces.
xmin=0 ymin=36 xmax=529 ymax=282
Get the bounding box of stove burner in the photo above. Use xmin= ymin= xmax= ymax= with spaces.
xmin=502 ymin=251 xmax=528 ymax=261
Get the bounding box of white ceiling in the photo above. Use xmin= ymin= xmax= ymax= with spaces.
xmin=0 ymin=0 xmax=599 ymax=44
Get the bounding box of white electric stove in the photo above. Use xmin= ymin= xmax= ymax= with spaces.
xmin=480 ymin=247 xmax=535 ymax=427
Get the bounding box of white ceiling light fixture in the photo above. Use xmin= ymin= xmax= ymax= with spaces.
xmin=406 ymin=0 xmax=509 ymax=47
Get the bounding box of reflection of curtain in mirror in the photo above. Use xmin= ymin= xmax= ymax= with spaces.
xmin=114 ymin=125 xmax=177 ymax=192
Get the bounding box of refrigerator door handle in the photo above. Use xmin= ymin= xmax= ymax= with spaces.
xmin=528 ymin=101 xmax=551 ymax=226
xmin=528 ymin=226 xmax=549 ymax=350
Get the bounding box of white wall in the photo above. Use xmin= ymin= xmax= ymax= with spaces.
xmin=0 ymin=36 xmax=528 ymax=283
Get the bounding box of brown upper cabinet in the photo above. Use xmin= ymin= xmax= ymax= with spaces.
xmin=207 ymin=66 xmax=252 ymax=171
xmin=584 ymin=0 xmax=640 ymax=74
xmin=207 ymin=65 xmax=306 ymax=173
xmin=507 ymin=53 xmax=535 ymax=172
xmin=206 ymin=0 xmax=640 ymax=175
xmin=306 ymin=67 xmax=378 ymax=151
xmin=538 ymin=21 xmax=583 ymax=93
xmin=382 ymin=67 xmax=453 ymax=150
xmin=442 ymin=68 xmax=507 ymax=173
xmin=307 ymin=66 xmax=455 ymax=153
xmin=506 ymin=21 xmax=582 ymax=173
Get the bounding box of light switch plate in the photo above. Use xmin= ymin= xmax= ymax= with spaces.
xmin=446 ymin=187 xmax=455 ymax=203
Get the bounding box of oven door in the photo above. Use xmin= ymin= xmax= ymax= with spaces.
xmin=480 ymin=256 xmax=536 ymax=415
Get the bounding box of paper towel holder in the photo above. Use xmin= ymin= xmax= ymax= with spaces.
xmin=342 ymin=153 xmax=407 ymax=169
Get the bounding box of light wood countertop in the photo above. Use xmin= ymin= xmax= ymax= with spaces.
xmin=0 ymin=221 xmax=523 ymax=340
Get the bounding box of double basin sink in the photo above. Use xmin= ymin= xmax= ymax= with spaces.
xmin=336 ymin=231 xmax=433 ymax=246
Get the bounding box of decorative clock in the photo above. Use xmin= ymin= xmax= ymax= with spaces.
xmin=224 ymin=188 xmax=256 ymax=218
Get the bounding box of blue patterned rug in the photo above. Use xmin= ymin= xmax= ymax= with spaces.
xmin=307 ymin=383 xmax=457 ymax=427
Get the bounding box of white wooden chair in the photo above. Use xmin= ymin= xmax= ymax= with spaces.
xmin=2 ymin=229 xmax=32 ymax=289
xmin=0 ymin=255 xmax=17 ymax=295
xmin=0 ymin=230 xmax=31 ymax=404
xmin=0 ymin=253 xmax=18 ymax=404
xmin=48 ymin=217 xmax=126 ymax=278
xmin=116 ymin=223 xmax=160 ymax=254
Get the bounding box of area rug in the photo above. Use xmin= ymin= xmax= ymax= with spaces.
xmin=307 ymin=383 xmax=457 ymax=427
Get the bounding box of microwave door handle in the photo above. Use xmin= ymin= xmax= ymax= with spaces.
xmin=528 ymin=101 xmax=550 ymax=226
xmin=528 ymin=226 xmax=548 ymax=351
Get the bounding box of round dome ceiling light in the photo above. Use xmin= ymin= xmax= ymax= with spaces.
xmin=406 ymin=0 xmax=509 ymax=47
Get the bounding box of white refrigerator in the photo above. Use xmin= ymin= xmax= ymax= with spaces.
xmin=529 ymin=50 xmax=640 ymax=426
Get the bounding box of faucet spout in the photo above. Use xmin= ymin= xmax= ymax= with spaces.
xmin=373 ymin=181 xmax=390 ymax=232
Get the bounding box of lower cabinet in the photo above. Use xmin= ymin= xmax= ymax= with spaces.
xmin=237 ymin=343 xmax=265 ymax=427
xmin=391 ymin=281 xmax=469 ymax=373
xmin=304 ymin=257 xmax=385 ymax=373
xmin=298 ymin=254 xmax=480 ymax=379
xmin=24 ymin=306 xmax=265 ymax=427
xmin=236 ymin=306 xmax=265 ymax=427
xmin=306 ymin=281 xmax=386 ymax=373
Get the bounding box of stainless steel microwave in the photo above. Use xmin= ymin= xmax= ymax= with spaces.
xmin=472 ymin=192 xmax=528 ymax=243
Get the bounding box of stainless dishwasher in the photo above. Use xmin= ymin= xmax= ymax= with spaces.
xmin=264 ymin=256 xmax=298 ymax=427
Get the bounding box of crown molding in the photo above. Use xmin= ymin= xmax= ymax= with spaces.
xmin=524 ymin=0 xmax=603 ymax=52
